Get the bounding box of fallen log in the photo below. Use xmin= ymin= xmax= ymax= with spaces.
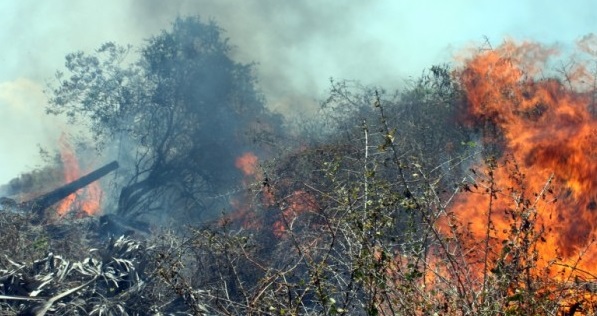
xmin=20 ymin=161 xmax=119 ymax=216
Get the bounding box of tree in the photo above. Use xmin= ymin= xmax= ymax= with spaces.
xmin=48 ymin=17 xmax=283 ymax=220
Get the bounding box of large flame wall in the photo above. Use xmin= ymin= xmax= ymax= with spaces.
xmin=448 ymin=40 xmax=597 ymax=277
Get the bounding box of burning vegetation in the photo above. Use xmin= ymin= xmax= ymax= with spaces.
xmin=449 ymin=41 xmax=597 ymax=273
xmin=55 ymin=134 xmax=103 ymax=217
xmin=3 ymin=15 xmax=597 ymax=316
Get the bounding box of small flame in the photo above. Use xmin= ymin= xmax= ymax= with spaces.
xmin=235 ymin=152 xmax=259 ymax=176
xmin=231 ymin=151 xmax=317 ymax=237
xmin=228 ymin=151 xmax=264 ymax=229
xmin=272 ymin=190 xmax=318 ymax=237
xmin=56 ymin=134 xmax=102 ymax=216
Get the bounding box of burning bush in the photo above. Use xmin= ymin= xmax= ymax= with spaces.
xmin=151 ymin=39 xmax=597 ymax=315
xmin=12 ymin=12 xmax=597 ymax=315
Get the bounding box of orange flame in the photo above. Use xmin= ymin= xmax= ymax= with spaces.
xmin=235 ymin=152 xmax=259 ymax=176
xmin=446 ymin=40 xmax=597 ymax=279
xmin=230 ymin=152 xmax=316 ymax=236
xmin=56 ymin=134 xmax=102 ymax=216
xmin=227 ymin=152 xmax=263 ymax=229
xmin=273 ymin=190 xmax=318 ymax=237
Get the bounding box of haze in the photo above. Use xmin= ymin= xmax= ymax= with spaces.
xmin=0 ymin=0 xmax=595 ymax=184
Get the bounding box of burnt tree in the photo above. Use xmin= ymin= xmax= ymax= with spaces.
xmin=47 ymin=17 xmax=283 ymax=220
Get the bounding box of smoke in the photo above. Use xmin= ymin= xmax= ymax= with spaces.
xmin=4 ymin=0 xmax=597 ymax=100
xmin=0 ymin=79 xmax=65 ymax=184
xmin=1 ymin=0 xmax=596 ymax=184
xmin=123 ymin=0 xmax=596 ymax=114
xmin=126 ymin=0 xmax=395 ymax=113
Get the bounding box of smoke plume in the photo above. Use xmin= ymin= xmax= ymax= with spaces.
xmin=1 ymin=0 xmax=596 ymax=184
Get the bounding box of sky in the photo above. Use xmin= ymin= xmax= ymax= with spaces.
xmin=0 ymin=0 xmax=595 ymax=184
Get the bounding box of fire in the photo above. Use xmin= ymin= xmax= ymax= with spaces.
xmin=235 ymin=152 xmax=259 ymax=176
xmin=56 ymin=134 xmax=102 ymax=216
xmin=272 ymin=190 xmax=318 ymax=237
xmin=227 ymin=152 xmax=265 ymax=228
xmin=230 ymin=151 xmax=316 ymax=236
xmin=235 ymin=151 xmax=275 ymax=204
xmin=445 ymin=40 xmax=597 ymax=278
